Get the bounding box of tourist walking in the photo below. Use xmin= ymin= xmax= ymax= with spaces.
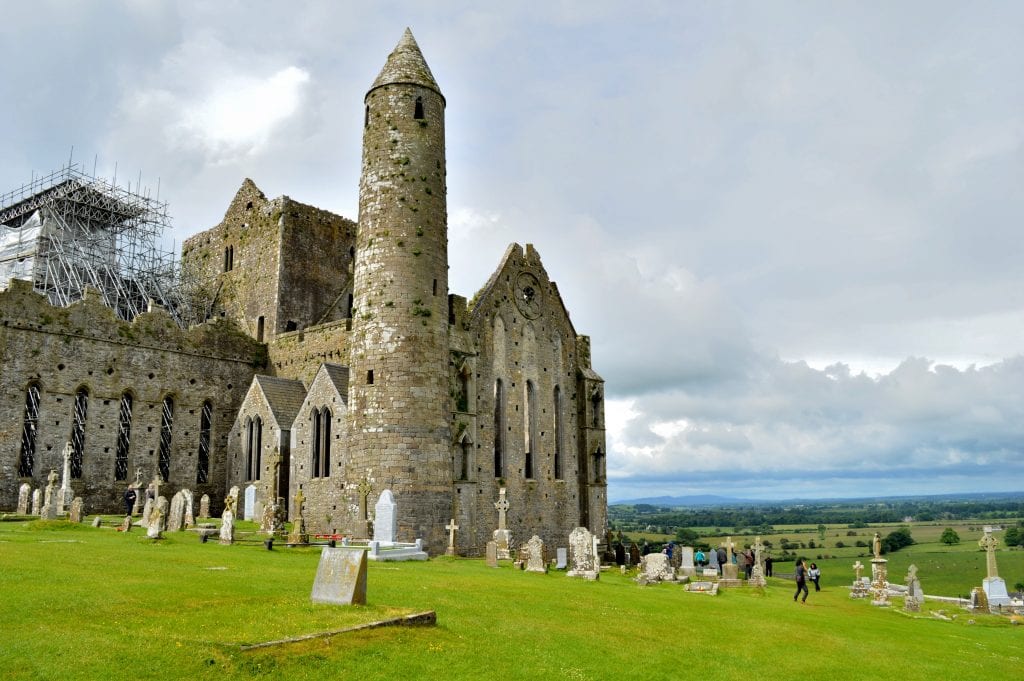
xmin=794 ymin=559 xmax=809 ymax=603
xmin=808 ymin=562 xmax=821 ymax=591
xmin=695 ymin=548 xmax=706 ymax=567
xmin=716 ymin=545 xmax=727 ymax=575
xmin=765 ymin=555 xmax=773 ymax=577
xmin=743 ymin=548 xmax=754 ymax=579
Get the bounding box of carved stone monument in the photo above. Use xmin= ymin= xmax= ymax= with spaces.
xmin=870 ymin=532 xmax=889 ymax=607
xmin=850 ymin=560 xmax=869 ymax=598
xmin=748 ymin=536 xmax=767 ymax=587
xmin=445 ymin=519 xmax=459 ymax=557
xmin=373 ymin=489 xmax=398 ymax=544
xmin=566 ymin=527 xmax=599 ymax=580
xmin=904 ymin=564 xmax=923 ymax=612
xmin=147 ymin=508 xmax=163 ymax=539
xmin=492 ymin=487 xmax=512 ymax=560
xmin=40 ymin=469 xmax=59 ymax=520
xmin=68 ymin=497 xmax=84 ymax=523
xmin=17 ymin=483 xmax=30 ymax=515
xmin=721 ymin=536 xmax=738 ymax=580
xmin=485 ymin=540 xmax=499 ymax=568
xmin=979 ymin=527 xmax=1011 ymax=610
xmin=289 ymin=490 xmax=309 ymax=544
xmin=525 ymin=535 xmax=547 ymax=573
xmin=219 ymin=508 xmax=235 ymax=545
xmin=31 ymin=488 xmax=41 ymax=515
xmin=244 ymin=484 xmax=257 ymax=521
xmin=638 ymin=553 xmax=675 ymax=583
xmin=199 ymin=494 xmax=211 ymax=519
xmin=311 ymin=547 xmax=368 ymax=606
xmin=167 ymin=491 xmax=186 ymax=532
xmin=57 ymin=442 xmax=74 ymax=514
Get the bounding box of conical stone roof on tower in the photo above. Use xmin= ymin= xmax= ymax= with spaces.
xmin=369 ymin=28 xmax=443 ymax=99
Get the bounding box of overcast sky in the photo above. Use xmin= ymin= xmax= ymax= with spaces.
xmin=2 ymin=1 xmax=1022 ymax=502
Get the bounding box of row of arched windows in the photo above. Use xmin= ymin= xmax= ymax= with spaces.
xmin=492 ymin=379 xmax=564 ymax=480
xmin=17 ymin=382 xmax=212 ymax=484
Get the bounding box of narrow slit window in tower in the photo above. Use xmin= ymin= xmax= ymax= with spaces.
xmin=493 ymin=379 xmax=505 ymax=477
xmin=367 ymin=370 xmax=374 ymax=385
xmin=365 ymin=105 xmax=370 ymax=127
xmin=257 ymin=316 xmax=265 ymax=342
xmin=553 ymin=385 xmax=563 ymax=480
xmin=524 ymin=380 xmax=536 ymax=479
xmin=414 ymin=96 xmax=424 ymax=120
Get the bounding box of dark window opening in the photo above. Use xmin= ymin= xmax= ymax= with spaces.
xmin=311 ymin=410 xmax=321 ymax=478
xmin=365 ymin=105 xmax=370 ymax=127
xmin=367 ymin=370 xmax=374 ymax=385
xmin=432 ymin=278 xmax=437 ymax=296
xmin=18 ymin=383 xmax=41 ymax=477
xmin=114 ymin=392 xmax=133 ymax=481
xmin=524 ymin=380 xmax=536 ymax=479
xmin=257 ymin=316 xmax=265 ymax=342
xmin=224 ymin=245 xmax=234 ymax=272
xmin=346 ymin=293 xmax=354 ymax=318
xmin=246 ymin=416 xmax=263 ymax=481
xmin=553 ymin=386 xmax=563 ymax=480
xmin=70 ymin=388 xmax=88 ymax=479
xmin=493 ymin=379 xmax=505 ymax=477
xmin=197 ymin=401 xmax=212 ymax=484
xmin=158 ymin=396 xmax=174 ymax=481
xmin=285 ymin=320 xmax=298 ymax=332
xmin=414 ymin=97 xmax=424 ymax=120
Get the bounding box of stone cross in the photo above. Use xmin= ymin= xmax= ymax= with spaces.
xmin=294 ymin=489 xmax=306 ymax=519
xmin=753 ymin=536 xmax=764 ymax=564
xmin=494 ymin=487 xmax=509 ymax=530
xmin=445 ymin=519 xmax=459 ymax=555
xmin=151 ymin=474 xmax=163 ymax=501
xmin=134 ymin=467 xmax=143 ymax=485
xmin=979 ymin=529 xmax=999 ymax=578
xmin=46 ymin=468 xmax=59 ymax=489
xmin=61 ymin=442 xmax=72 ymax=485
xmin=906 ymin=564 xmax=918 ymax=582
xmin=725 ymin=536 xmax=735 ymax=564
xmin=853 ymin=560 xmax=864 ymax=580
xmin=357 ymin=479 xmax=372 ymax=520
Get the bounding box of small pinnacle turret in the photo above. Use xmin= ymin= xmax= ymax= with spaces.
xmin=369 ymin=28 xmax=443 ymax=99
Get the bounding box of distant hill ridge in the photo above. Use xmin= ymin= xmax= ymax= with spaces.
xmin=611 ymin=491 xmax=1024 ymax=507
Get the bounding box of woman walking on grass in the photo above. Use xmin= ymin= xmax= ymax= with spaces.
xmin=808 ymin=562 xmax=821 ymax=591
xmin=794 ymin=559 xmax=809 ymax=603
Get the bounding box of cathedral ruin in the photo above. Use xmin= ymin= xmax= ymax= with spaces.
xmin=0 ymin=30 xmax=607 ymax=554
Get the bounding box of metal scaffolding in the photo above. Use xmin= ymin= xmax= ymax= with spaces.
xmin=0 ymin=162 xmax=192 ymax=327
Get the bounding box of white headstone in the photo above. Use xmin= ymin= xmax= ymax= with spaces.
xmin=983 ymin=577 xmax=1012 ymax=609
xmin=181 ymin=489 xmax=195 ymax=528
xmin=156 ymin=496 xmax=169 ymax=531
xmin=525 ymin=535 xmax=547 ymax=573
xmin=220 ymin=508 xmax=235 ymax=545
xmin=556 ymin=547 xmax=568 ymax=570
xmin=244 ymin=484 xmax=257 ymax=521
xmin=17 ymin=483 xmax=31 ymax=515
xmin=140 ymin=498 xmax=154 ymax=527
xmin=199 ymin=494 xmax=211 ymax=519
xmin=679 ymin=546 xmax=696 ymax=576
xmin=31 ymin=489 xmax=41 ymax=515
xmin=566 ymin=527 xmax=599 ymax=580
xmin=373 ymin=489 xmax=398 ymax=544
xmin=311 ymin=547 xmax=368 ymax=605
xmin=640 ymin=553 xmax=675 ymax=583
xmin=147 ymin=508 xmax=163 ymax=539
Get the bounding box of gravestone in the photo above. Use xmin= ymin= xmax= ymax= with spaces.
xmin=58 ymin=443 xmax=74 ymax=514
xmin=850 ymin=560 xmax=869 ymax=598
xmin=979 ymin=528 xmax=1011 ymax=610
xmin=131 ymin=480 xmax=144 ymax=516
xmin=244 ymin=484 xmax=257 ymax=521
xmin=492 ymin=487 xmax=512 ymax=559
xmin=556 ymin=547 xmax=568 ymax=570
xmin=445 ymin=519 xmax=459 ymax=557
xmin=870 ymin=557 xmax=890 ymax=607
xmin=68 ymin=497 xmax=84 ymax=523
xmin=260 ymin=500 xmax=276 ymax=534
xmin=311 ymin=547 xmax=368 ymax=606
xmin=17 ymin=483 xmax=30 ymax=515
xmin=525 ymin=535 xmax=547 ymax=573
xmin=228 ymin=486 xmax=240 ymax=512
xmin=566 ymin=527 xmax=599 ymax=580
xmin=708 ymin=549 xmax=719 ymax=571
xmin=155 ymin=496 xmax=169 ymax=531
xmin=167 ymin=491 xmax=186 ymax=532
xmin=748 ymin=536 xmax=767 ymax=587
xmin=92 ymin=516 xmax=102 ymax=528
xmin=614 ymin=542 xmax=626 ymax=566
xmin=140 ymin=498 xmax=154 ymax=528
xmin=31 ymin=489 xmax=41 ymax=515
xmin=486 ymin=541 xmax=499 ymax=568
xmin=272 ymin=497 xmax=287 ymax=535
xmin=373 ymin=490 xmax=398 ymax=544
xmin=679 ymin=546 xmax=696 ymax=577
xmin=181 ymin=489 xmax=195 ymax=528
xmin=629 ymin=543 xmax=640 ymax=566
xmin=638 ymin=553 xmax=675 ymax=583
xmin=904 ymin=564 xmax=923 ymax=612
xmin=219 ymin=508 xmax=235 ymax=545
xmin=289 ymin=490 xmax=309 ymax=544
xmin=199 ymin=494 xmax=211 ymax=519
xmin=121 ymin=516 xmax=133 ymax=532
xmin=147 ymin=508 xmax=163 ymax=539
xmin=41 ymin=469 xmax=58 ymax=519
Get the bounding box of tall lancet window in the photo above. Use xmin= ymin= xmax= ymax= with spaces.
xmin=158 ymin=396 xmax=174 ymax=481
xmin=524 ymin=380 xmax=536 ymax=479
xmin=18 ymin=383 xmax=41 ymax=477
xmin=114 ymin=392 xmax=133 ymax=481
xmin=553 ymin=386 xmax=563 ymax=480
xmin=70 ymin=387 xmax=89 ymax=479
xmin=493 ymin=379 xmax=505 ymax=478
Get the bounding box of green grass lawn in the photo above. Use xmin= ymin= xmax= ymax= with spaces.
xmin=1 ymin=519 xmax=1022 ymax=680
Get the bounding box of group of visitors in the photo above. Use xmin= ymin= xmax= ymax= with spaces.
xmin=793 ymin=559 xmax=822 ymax=603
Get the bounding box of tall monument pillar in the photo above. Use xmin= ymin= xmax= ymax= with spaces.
xmin=347 ymin=29 xmax=451 ymax=550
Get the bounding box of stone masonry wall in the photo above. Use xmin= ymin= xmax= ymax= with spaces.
xmin=0 ymin=280 xmax=264 ymax=512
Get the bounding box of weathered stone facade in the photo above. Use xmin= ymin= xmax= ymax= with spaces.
xmin=1 ymin=29 xmax=606 ymax=552
xmin=0 ymin=279 xmax=263 ymax=513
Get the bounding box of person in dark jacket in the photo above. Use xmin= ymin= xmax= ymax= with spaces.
xmin=794 ymin=559 xmax=809 ymax=603
xmin=123 ymin=486 xmax=137 ymax=516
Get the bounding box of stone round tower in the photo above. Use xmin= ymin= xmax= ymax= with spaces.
xmin=348 ymin=29 xmax=451 ymax=549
